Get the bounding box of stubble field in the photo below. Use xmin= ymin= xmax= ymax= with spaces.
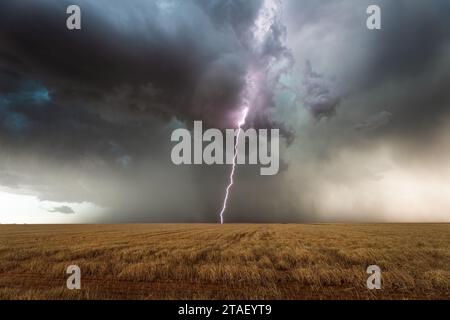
xmin=0 ymin=224 xmax=449 ymax=300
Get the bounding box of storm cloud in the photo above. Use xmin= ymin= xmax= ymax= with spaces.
xmin=1 ymin=0 xmax=450 ymax=223
xmin=48 ymin=205 xmax=75 ymax=214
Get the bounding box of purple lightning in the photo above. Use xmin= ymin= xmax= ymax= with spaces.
xmin=219 ymin=106 xmax=249 ymax=225
xmin=219 ymin=0 xmax=283 ymax=224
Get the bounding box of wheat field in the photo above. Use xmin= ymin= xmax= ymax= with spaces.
xmin=0 ymin=224 xmax=449 ymax=300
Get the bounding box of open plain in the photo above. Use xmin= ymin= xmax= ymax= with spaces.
xmin=0 ymin=224 xmax=449 ymax=300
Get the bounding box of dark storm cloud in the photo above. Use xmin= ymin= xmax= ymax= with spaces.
xmin=0 ymin=0 xmax=265 ymax=129
xmin=0 ymin=0 xmax=294 ymax=215
xmin=278 ymin=0 xmax=450 ymax=223
xmin=357 ymin=0 xmax=450 ymax=139
xmin=301 ymin=61 xmax=342 ymax=119
xmin=366 ymin=0 xmax=450 ymax=82
xmin=0 ymin=0 xmax=249 ymax=192
xmin=1 ymin=0 xmax=450 ymax=222
xmin=286 ymin=0 xmax=450 ymax=123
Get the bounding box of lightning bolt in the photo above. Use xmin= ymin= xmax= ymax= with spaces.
xmin=219 ymin=106 xmax=249 ymax=225
xmin=219 ymin=0 xmax=281 ymax=224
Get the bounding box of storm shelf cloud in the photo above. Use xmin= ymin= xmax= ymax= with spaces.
xmin=1 ymin=0 xmax=450 ymax=223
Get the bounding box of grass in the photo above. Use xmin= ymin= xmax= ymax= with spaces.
xmin=0 ymin=224 xmax=449 ymax=300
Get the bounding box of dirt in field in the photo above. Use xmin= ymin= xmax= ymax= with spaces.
xmin=0 ymin=224 xmax=449 ymax=300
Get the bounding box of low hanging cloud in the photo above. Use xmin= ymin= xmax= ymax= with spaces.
xmin=301 ymin=61 xmax=343 ymax=119
xmin=48 ymin=206 xmax=75 ymax=215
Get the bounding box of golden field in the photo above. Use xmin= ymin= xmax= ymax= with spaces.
xmin=0 ymin=224 xmax=449 ymax=300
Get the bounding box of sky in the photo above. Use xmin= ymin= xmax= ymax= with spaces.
xmin=1 ymin=0 xmax=450 ymax=223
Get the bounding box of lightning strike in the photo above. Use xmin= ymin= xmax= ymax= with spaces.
xmin=218 ymin=0 xmax=282 ymax=224
xmin=219 ymin=106 xmax=249 ymax=225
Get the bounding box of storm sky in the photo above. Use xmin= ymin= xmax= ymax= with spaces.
xmin=1 ymin=0 xmax=450 ymax=223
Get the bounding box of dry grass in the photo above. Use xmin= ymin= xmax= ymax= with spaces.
xmin=0 ymin=224 xmax=449 ymax=300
